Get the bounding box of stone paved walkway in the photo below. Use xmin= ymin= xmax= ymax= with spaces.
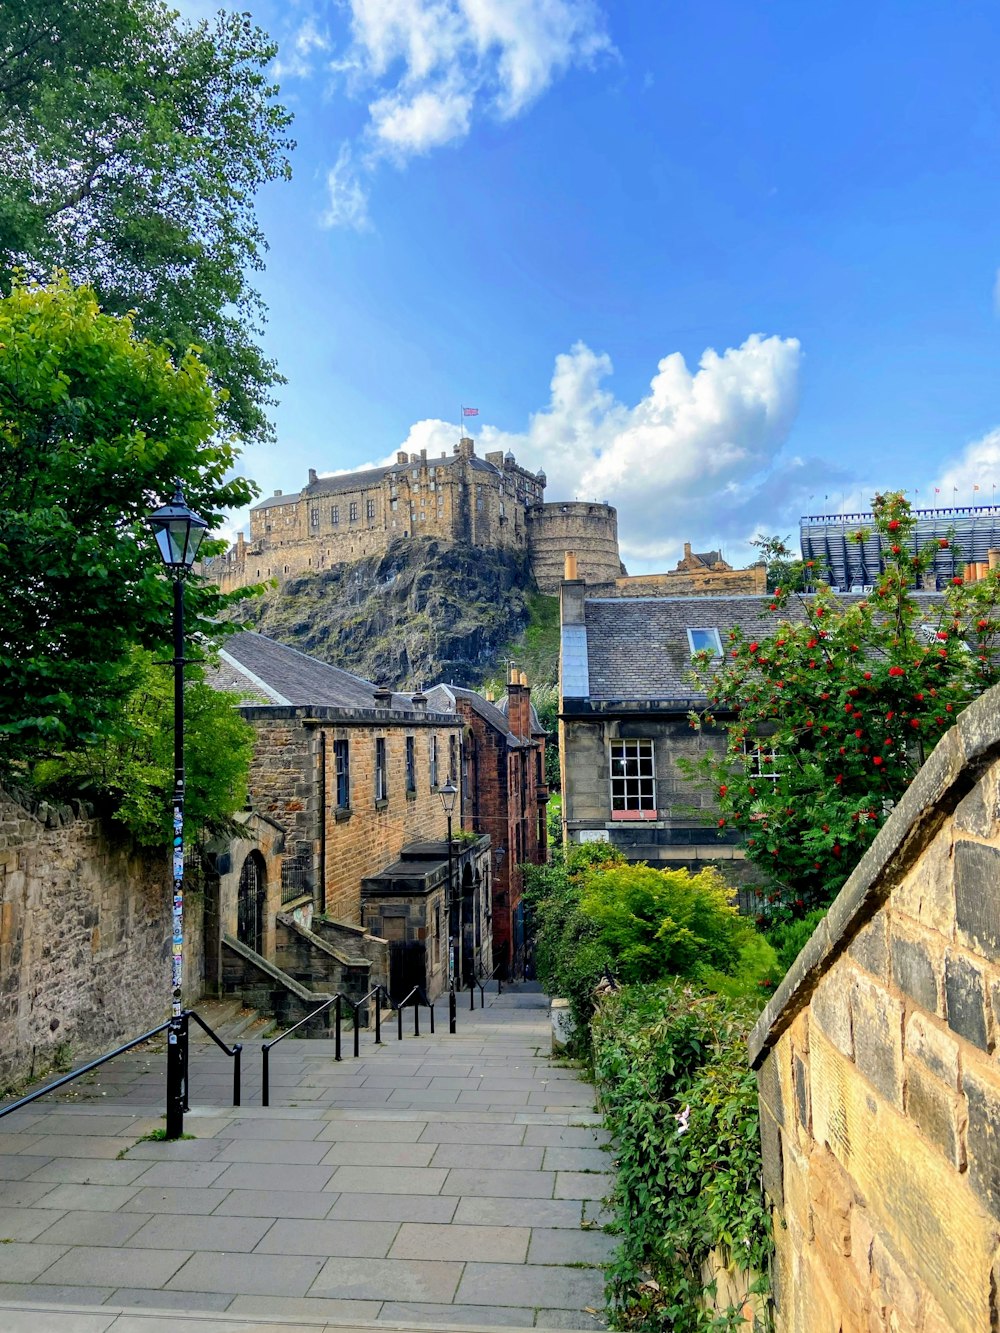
xmin=0 ymin=987 xmax=614 ymax=1331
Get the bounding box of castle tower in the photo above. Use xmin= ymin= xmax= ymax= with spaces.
xmin=526 ymin=501 xmax=624 ymax=594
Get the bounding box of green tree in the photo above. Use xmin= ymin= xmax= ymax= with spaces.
xmin=35 ymin=649 xmax=255 ymax=845
xmin=0 ymin=0 xmax=293 ymax=442
xmin=0 ymin=277 xmax=257 ymax=774
xmin=684 ymin=492 xmax=1000 ymax=916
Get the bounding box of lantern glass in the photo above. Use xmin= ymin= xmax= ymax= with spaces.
xmin=146 ymin=485 xmax=210 ymax=571
xmin=439 ymin=780 xmax=458 ymax=816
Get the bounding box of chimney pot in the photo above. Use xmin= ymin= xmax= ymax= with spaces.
xmin=564 ymin=551 xmax=578 ymax=580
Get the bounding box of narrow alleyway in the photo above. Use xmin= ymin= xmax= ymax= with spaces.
xmin=0 ymin=985 xmax=616 ymax=1332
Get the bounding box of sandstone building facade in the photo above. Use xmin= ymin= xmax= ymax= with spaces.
xmin=204 ymin=436 xmax=624 ymax=596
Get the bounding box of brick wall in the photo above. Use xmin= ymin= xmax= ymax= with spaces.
xmin=749 ymin=686 xmax=1000 ymax=1333
xmin=0 ymin=791 xmax=181 ymax=1091
xmin=241 ymin=706 xmax=464 ymax=928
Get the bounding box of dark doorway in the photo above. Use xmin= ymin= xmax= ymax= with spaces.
xmin=237 ymin=852 xmax=266 ymax=955
xmin=389 ymin=940 xmax=427 ymax=1000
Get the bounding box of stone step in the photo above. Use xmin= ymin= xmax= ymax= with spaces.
xmin=0 ymin=1301 xmax=583 ymax=1332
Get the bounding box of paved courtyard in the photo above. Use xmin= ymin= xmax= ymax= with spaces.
xmin=0 ymin=986 xmax=615 ymax=1331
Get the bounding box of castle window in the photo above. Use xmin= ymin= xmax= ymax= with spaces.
xmin=367 ymin=498 xmax=376 ymax=521
xmin=349 ymin=502 xmax=358 ymax=522
xmin=412 ymin=468 xmax=419 ymax=479
xmin=610 ymin=739 xmax=656 ymax=818
xmin=310 ymin=507 xmax=319 ymax=528
xmin=429 ymin=734 xmax=439 ymax=788
xmin=331 ymin=506 xmax=339 ymax=525
xmin=391 ymin=499 xmax=398 ymax=511
xmin=476 ymin=491 xmax=484 ymax=512
xmin=375 ymin=737 xmax=388 ymax=803
xmin=686 ymin=628 xmax=723 ymax=658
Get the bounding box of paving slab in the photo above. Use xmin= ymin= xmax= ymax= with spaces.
xmin=326 ymin=1192 xmax=457 ymax=1223
xmin=0 ymin=1207 xmax=66 ymax=1241
xmin=441 ymin=1168 xmax=556 ymax=1198
xmin=165 ymin=1252 xmax=325 ymax=1297
xmin=542 ymin=1148 xmax=613 ymax=1172
xmin=34 ymin=1211 xmax=152 ymax=1247
xmin=38 ymin=1246 xmax=192 ymax=1289
xmin=457 ymin=1261 xmax=606 ymax=1309
xmin=430 ymin=1143 xmax=544 ymax=1170
xmin=212 ymin=1139 xmax=332 ymax=1165
xmin=107 ymin=1290 xmax=236 ymax=1312
xmin=27 ymin=1158 xmax=151 ymax=1185
xmin=389 ymin=1221 xmax=529 ymax=1262
xmin=309 ymin=1255 xmax=463 ymax=1303
xmin=256 ymin=1217 xmax=398 ymax=1257
xmin=226 ymin=1293 xmax=383 ymax=1320
xmin=211 ymin=1162 xmax=335 ymax=1192
xmin=211 ymin=1189 xmax=335 ymax=1219
xmin=121 ymin=1187 xmax=232 ymax=1215
xmin=127 ymin=1214 xmax=273 ymax=1252
xmin=527 ymin=1228 xmax=617 ymax=1265
xmin=379 ymin=1301 xmax=534 ymax=1326
xmin=453 ymin=1197 xmax=585 ymax=1229
xmin=315 ymin=1118 xmax=426 ymax=1142
xmin=553 ymin=1172 xmax=614 ymax=1201
xmin=318 ymin=1141 xmax=436 ymax=1167
xmin=325 ymin=1165 xmax=447 ymax=1194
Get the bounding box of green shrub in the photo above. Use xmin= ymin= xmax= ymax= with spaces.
xmin=594 ymin=981 xmax=772 ymax=1332
xmin=765 ymin=908 xmax=828 ymax=976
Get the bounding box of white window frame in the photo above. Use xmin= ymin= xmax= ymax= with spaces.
xmin=686 ymin=627 xmax=723 ymax=657
xmin=609 ymin=738 xmax=656 ymax=820
xmin=743 ymin=737 xmax=781 ymax=782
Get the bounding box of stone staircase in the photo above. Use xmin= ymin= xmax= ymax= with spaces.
xmin=189 ymin=996 xmax=281 ymax=1046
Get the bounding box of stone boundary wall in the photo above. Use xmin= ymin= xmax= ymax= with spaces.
xmin=0 ymin=790 xmax=175 ymax=1092
xmin=749 ymin=685 xmax=1000 ymax=1332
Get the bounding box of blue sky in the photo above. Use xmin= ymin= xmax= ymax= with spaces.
xmin=181 ymin=0 xmax=1000 ymax=572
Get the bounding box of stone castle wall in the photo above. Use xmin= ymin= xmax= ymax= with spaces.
xmin=608 ymin=564 xmax=767 ymax=598
xmin=525 ymin=501 xmax=623 ymax=594
xmin=0 ymin=791 xmax=184 ymax=1092
xmin=749 ymin=685 xmax=1000 ymax=1333
xmin=204 ymin=439 xmax=627 ymax=598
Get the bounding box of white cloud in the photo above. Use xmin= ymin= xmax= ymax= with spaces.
xmin=323 ymin=143 xmax=372 ymax=231
xmin=469 ymin=334 xmax=806 ymax=569
xmin=932 ymin=429 xmax=1000 ymax=507
xmin=304 ymin=0 xmax=613 ymax=223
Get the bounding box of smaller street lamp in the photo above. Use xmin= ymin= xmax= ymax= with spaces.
xmin=439 ymin=780 xmax=459 ymax=1030
xmin=145 ymin=482 xmax=210 ymax=1140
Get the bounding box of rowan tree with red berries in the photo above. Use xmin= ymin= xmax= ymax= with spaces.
xmin=683 ymin=492 xmax=1000 ymax=918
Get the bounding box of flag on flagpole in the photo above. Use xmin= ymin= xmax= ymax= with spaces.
xmin=935 ymin=487 xmax=940 ymax=494
xmin=974 ymin=484 xmax=980 ymax=492
xmin=463 ymin=407 xmax=479 ymax=417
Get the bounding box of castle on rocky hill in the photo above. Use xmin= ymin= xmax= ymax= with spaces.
xmin=205 ymin=435 xmax=625 ymax=595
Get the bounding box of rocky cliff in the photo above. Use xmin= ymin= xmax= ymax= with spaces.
xmin=233 ymin=538 xmax=536 ymax=688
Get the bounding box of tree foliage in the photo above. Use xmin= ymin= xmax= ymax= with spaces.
xmin=34 ymin=649 xmax=255 ymax=845
xmin=522 ymin=844 xmax=776 ymax=1044
xmin=0 ymin=0 xmax=293 ymax=442
xmin=685 ymin=492 xmax=1000 ymax=917
xmin=0 ymin=277 xmax=258 ymax=773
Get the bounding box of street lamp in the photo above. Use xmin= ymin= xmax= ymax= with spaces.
xmin=145 ymin=482 xmax=210 ymax=1139
xmin=439 ymin=779 xmax=458 ymax=1030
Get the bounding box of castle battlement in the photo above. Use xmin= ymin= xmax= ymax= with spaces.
xmin=204 ymin=436 xmax=623 ymax=595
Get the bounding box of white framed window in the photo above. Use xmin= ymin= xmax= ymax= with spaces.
xmin=609 ymin=739 xmax=656 ymax=818
xmin=686 ymin=627 xmax=723 ymax=657
xmin=743 ymin=737 xmax=781 ymax=782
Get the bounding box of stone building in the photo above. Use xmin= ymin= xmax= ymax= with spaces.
xmin=426 ymin=670 xmax=548 ymax=979
xmin=601 ymin=542 xmax=767 ymax=599
xmin=749 ymin=684 xmax=1000 ymax=1333
xmin=203 ymin=435 xmax=624 ymax=596
xmin=215 ymin=631 xmax=490 ymax=1001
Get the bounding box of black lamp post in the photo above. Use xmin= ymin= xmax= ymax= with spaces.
xmin=439 ymin=779 xmax=458 ymax=1031
xmin=145 ymin=482 xmax=210 ymax=1139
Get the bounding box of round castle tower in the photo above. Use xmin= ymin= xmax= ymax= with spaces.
xmin=526 ymin=500 xmax=624 ymax=594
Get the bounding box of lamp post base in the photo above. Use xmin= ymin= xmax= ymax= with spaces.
xmin=165 ymin=1012 xmax=188 ymax=1139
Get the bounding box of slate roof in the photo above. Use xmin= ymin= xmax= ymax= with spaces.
xmin=425 ymin=683 xmax=524 ymax=747
xmin=217 ymin=632 xmax=421 ymax=713
xmin=578 ymin=592 xmax=947 ymax=704
xmin=496 ymin=693 xmax=546 ymax=736
xmin=251 ymin=453 xmax=504 ymax=513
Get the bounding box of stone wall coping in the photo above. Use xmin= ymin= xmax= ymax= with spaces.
xmin=748 ymin=682 xmax=1000 ymax=1069
xmin=221 ymin=933 xmax=330 ymax=1002
xmin=239 ymin=704 xmax=460 ymax=728
xmin=276 ymin=912 xmax=370 ymax=969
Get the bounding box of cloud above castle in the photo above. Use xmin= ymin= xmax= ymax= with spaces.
xmin=392 ymin=332 xmax=815 ymax=571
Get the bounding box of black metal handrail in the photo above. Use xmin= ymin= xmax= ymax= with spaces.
xmin=262 ymin=992 xmax=344 ymax=1106
xmin=0 ymin=1007 xmax=243 ymax=1124
xmin=468 ymin=958 xmax=505 ymax=1009
xmin=393 ymin=984 xmax=435 ymax=1040
xmin=261 ymin=984 xmax=441 ymax=1106
xmin=185 ymin=1010 xmax=243 ymax=1108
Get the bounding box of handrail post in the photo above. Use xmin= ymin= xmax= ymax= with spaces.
xmin=449 ymin=987 xmax=456 ymax=1034
xmin=414 ymin=998 xmax=420 ymax=1038
xmin=469 ymin=976 xmax=475 ymax=1010
xmin=335 ymin=995 xmax=342 ymax=1061
xmin=397 ymin=1000 xmax=403 ymax=1041
xmin=233 ymin=1043 xmax=242 ymax=1107
xmin=165 ymin=1010 xmax=187 ymax=1140
xmin=429 ymin=1000 xmax=435 ymax=1035
xmin=262 ymin=1043 xmax=270 ymax=1108
xmin=374 ymin=994 xmax=382 ymax=1045
xmin=353 ymin=1003 xmax=361 ymax=1058
xmin=180 ymin=1009 xmax=191 ymax=1111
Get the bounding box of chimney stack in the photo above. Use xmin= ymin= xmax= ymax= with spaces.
xmin=308 ymin=468 xmax=318 ymax=485
xmin=506 ymin=669 xmax=532 ymax=740
xmin=411 ymin=685 xmax=427 ymax=711
xmin=373 ymin=685 xmax=392 ymax=707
